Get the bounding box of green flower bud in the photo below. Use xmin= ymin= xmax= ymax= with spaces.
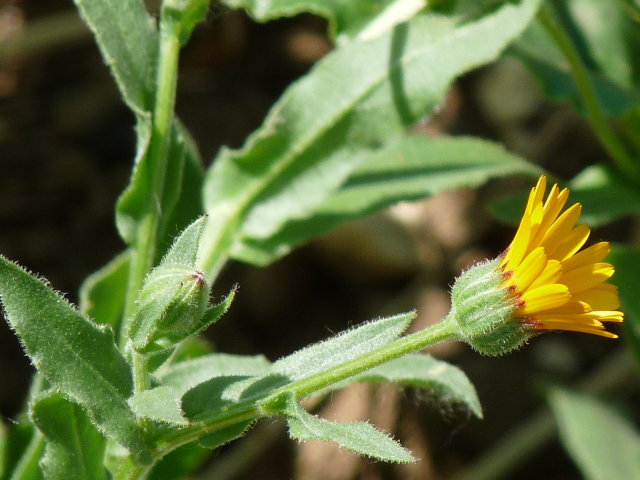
xmin=450 ymin=258 xmax=529 ymax=355
xmin=128 ymin=265 xmax=209 ymax=354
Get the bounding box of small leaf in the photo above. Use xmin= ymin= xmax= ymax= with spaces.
xmin=285 ymin=395 xmax=414 ymax=463
xmin=73 ymin=0 xmax=158 ymax=115
xmin=0 ymin=256 xmax=149 ymax=462
xmin=549 ymin=388 xmax=640 ymax=480
xmin=31 ymin=392 xmax=107 ymax=480
xmin=78 ymin=250 xmax=130 ymax=331
xmin=272 ymin=312 xmax=415 ymax=381
xmin=337 ymin=354 xmax=482 ymax=418
xmin=129 ymin=386 xmax=188 ymax=426
xmin=162 ymin=216 xmax=207 ymax=268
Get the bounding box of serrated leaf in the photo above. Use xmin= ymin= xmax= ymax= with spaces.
xmin=272 ymin=312 xmax=415 ymax=381
xmin=285 ymin=395 xmax=414 ymax=463
xmin=549 ymin=388 xmax=640 ymax=480
xmin=73 ymin=0 xmax=158 ymax=116
xmin=78 ymin=250 xmax=130 ymax=331
xmin=31 ymin=392 xmax=106 ymax=480
xmin=337 ymin=354 xmax=482 ymax=418
xmin=201 ymin=0 xmax=541 ymax=276
xmin=235 ymin=136 xmax=540 ymax=265
xmin=0 ymin=256 xmax=149 ymax=462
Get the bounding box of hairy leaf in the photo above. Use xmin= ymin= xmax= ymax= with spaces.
xmin=272 ymin=312 xmax=414 ymax=381
xmin=285 ymin=396 xmax=414 ymax=463
xmin=0 ymin=256 xmax=149 ymax=461
xmin=32 ymin=392 xmax=106 ymax=480
xmin=73 ymin=0 xmax=157 ymax=115
xmin=235 ymin=136 xmax=539 ymax=265
xmin=78 ymin=251 xmax=130 ymax=331
xmin=201 ymin=0 xmax=541 ymax=276
xmin=337 ymin=354 xmax=482 ymax=418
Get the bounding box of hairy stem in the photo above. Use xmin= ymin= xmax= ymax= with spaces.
xmin=152 ymin=315 xmax=459 ymax=458
xmin=121 ymin=15 xmax=181 ymax=347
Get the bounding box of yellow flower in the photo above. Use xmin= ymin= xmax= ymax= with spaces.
xmin=500 ymin=175 xmax=623 ymax=338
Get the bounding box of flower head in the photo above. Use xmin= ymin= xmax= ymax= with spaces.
xmin=450 ymin=175 xmax=622 ymax=355
xmin=500 ymin=175 xmax=622 ymax=338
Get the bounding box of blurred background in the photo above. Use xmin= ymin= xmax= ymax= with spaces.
xmin=0 ymin=1 xmax=635 ymax=479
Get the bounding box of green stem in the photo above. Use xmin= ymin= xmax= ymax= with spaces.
xmin=538 ymin=4 xmax=640 ymax=182
xmin=121 ymin=17 xmax=182 ymax=347
xmin=153 ymin=315 xmax=459 ymax=456
xmin=268 ymin=313 xmax=458 ymax=404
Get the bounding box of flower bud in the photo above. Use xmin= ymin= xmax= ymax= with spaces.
xmin=450 ymin=258 xmax=528 ymax=356
xmin=128 ymin=265 xmax=209 ymax=354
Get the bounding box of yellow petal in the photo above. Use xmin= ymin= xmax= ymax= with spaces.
xmin=572 ymin=284 xmax=620 ymax=311
xmin=528 ymin=259 xmax=562 ymax=290
xmin=561 ymin=241 xmax=610 ymax=272
xmin=519 ymin=283 xmax=570 ymax=314
xmin=512 ymin=247 xmax=547 ymax=291
xmin=548 ymin=224 xmax=590 ymax=261
xmin=540 ymin=203 xmax=582 ymax=253
xmin=560 ymin=263 xmax=614 ymax=294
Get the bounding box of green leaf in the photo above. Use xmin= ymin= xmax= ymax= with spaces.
xmin=0 ymin=256 xmax=149 ymax=462
xmin=147 ymin=442 xmax=210 ymax=480
xmin=564 ymin=0 xmax=640 ymax=91
xmin=608 ymin=246 xmax=640 ymax=361
xmin=201 ymin=0 xmax=541 ymax=276
xmin=8 ymin=430 xmax=44 ymax=480
xmin=130 ymin=354 xmax=272 ymax=424
xmin=3 ymin=420 xmax=38 ymax=480
xmin=284 ymin=395 xmax=414 ymax=463
xmin=337 ymin=354 xmax=482 ymax=418
xmin=549 ymin=388 xmax=640 ymax=480
xmin=198 ymin=420 xmax=255 ymax=449
xmin=162 ymin=216 xmax=206 ymax=268
xmin=222 ymin=0 xmax=425 ymax=43
xmin=31 ymin=392 xmax=107 ymax=480
xmin=568 ymin=164 xmax=640 ymax=225
xmin=116 ymin=121 xmax=204 ymax=251
xmin=492 ymin=164 xmax=640 ymax=227
xmin=0 ymin=421 xmax=5 ymax=480
xmin=512 ymin=9 xmax=640 ymax=117
xmin=236 ymin=136 xmax=540 ymax=265
xmin=272 ymin=312 xmax=415 ymax=381
xmin=78 ymin=250 xmax=130 ymax=331
xmin=129 ymin=386 xmax=189 ymax=426
xmin=157 ymin=353 xmax=272 ymax=392
xmin=73 ymin=0 xmax=158 ymax=116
